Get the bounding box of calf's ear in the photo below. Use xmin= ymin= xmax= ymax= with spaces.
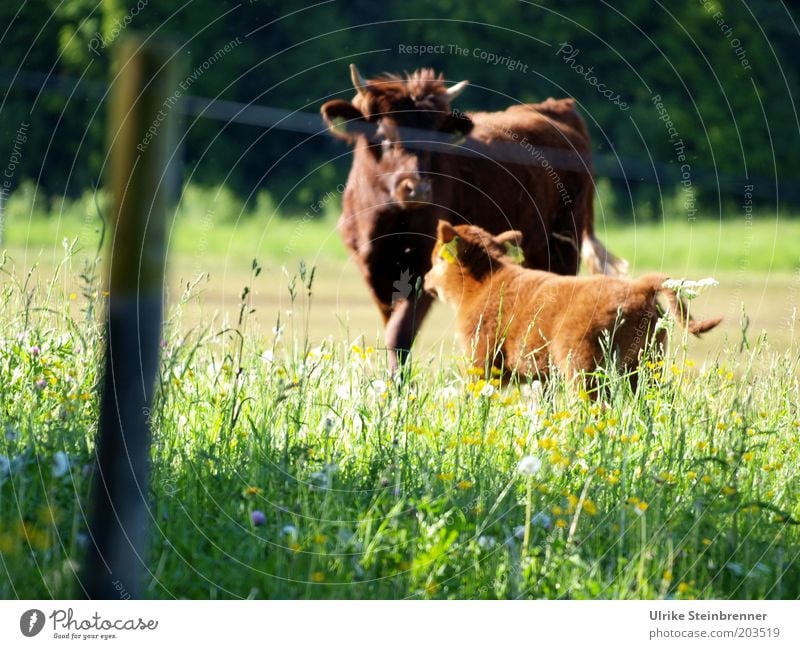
xmin=437 ymin=220 xmax=458 ymax=243
xmin=495 ymin=230 xmax=524 ymax=246
xmin=321 ymin=99 xmax=370 ymax=142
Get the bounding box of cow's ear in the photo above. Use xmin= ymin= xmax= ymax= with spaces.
xmin=321 ymin=99 xmax=369 ymax=142
xmin=440 ymin=110 xmax=474 ymax=137
xmin=437 ymin=220 xmax=458 ymax=243
xmin=495 ymin=230 xmax=524 ymax=246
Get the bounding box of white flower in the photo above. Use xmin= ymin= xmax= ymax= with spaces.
xmin=281 ymin=524 xmax=298 ymax=540
xmin=662 ymin=277 xmax=719 ymax=300
xmin=0 ymin=454 xmax=10 ymax=476
xmin=521 ymin=380 xmax=543 ymax=403
xmin=52 ymin=451 xmax=70 ymax=478
xmin=272 ymin=325 xmax=284 ymax=341
xmin=261 ymin=350 xmax=274 ymax=364
xmin=368 ymin=379 xmax=388 ymax=397
xmin=696 ymin=277 xmax=720 ymax=289
xmin=477 ymin=535 xmax=497 ymax=550
xmin=479 ymin=383 xmax=496 ymax=398
xmin=517 ymin=455 xmax=542 ymax=476
xmin=335 ymin=384 xmax=351 ymax=400
xmin=513 ymin=525 xmax=525 ymax=539
xmin=439 ymin=385 xmax=459 ymax=401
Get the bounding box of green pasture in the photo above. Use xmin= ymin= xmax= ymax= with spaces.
xmin=1 ymin=192 xmax=799 ymax=598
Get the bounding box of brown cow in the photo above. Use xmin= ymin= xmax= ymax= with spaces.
xmin=423 ymin=221 xmax=721 ymax=389
xmin=321 ymin=65 xmax=627 ymax=369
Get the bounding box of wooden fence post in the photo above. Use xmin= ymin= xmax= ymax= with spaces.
xmin=82 ymin=35 xmax=181 ymax=599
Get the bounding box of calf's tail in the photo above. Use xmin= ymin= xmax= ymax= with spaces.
xmin=639 ymin=273 xmax=722 ymax=336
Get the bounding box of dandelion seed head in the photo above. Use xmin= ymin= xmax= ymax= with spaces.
xmin=517 ymin=455 xmax=542 ymax=476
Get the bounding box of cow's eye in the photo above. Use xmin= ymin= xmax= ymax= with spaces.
xmin=381 ymin=138 xmax=392 ymax=152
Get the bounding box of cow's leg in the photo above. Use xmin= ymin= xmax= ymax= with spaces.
xmin=385 ymin=292 xmax=434 ymax=371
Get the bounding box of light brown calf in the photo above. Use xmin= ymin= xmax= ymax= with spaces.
xmin=423 ymin=221 xmax=721 ymax=387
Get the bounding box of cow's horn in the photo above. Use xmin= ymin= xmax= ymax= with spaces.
xmin=445 ymin=80 xmax=469 ymax=100
xmin=350 ymin=64 xmax=368 ymax=95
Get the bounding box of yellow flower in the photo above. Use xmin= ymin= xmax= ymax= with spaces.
xmin=742 ymin=452 xmax=754 ymax=462
xmin=311 ymin=571 xmax=325 ymax=583
xmin=702 ymin=538 xmax=712 ymax=546
xmin=436 ymin=472 xmax=454 ymax=481
xmin=663 ymin=570 xmax=673 ymax=581
xmin=722 ymin=486 xmax=737 ymax=496
xmin=0 ymin=530 xmax=19 ymax=554
xmin=290 ymin=542 xmax=301 ymax=552
xmin=537 ymin=437 xmax=557 ymax=451
xmin=551 ymin=505 xmax=563 ymax=516
xmin=313 ymin=534 xmax=327 ymax=544
xmin=456 ymin=480 xmax=474 ymax=490
xmin=583 ymin=500 xmax=598 ymax=516
xmin=555 ymin=518 xmax=567 ymax=529
xmin=243 ymin=486 xmax=263 ymax=497
xmin=677 ymin=582 xmax=690 ymax=594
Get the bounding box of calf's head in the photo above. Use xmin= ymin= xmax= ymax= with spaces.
xmin=321 ymin=65 xmax=474 ymax=209
xmin=424 ymin=221 xmax=524 ymax=304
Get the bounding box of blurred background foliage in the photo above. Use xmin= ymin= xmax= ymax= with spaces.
xmin=0 ymin=0 xmax=798 ymax=219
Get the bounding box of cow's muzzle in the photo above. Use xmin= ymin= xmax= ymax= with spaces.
xmin=393 ymin=175 xmax=432 ymax=207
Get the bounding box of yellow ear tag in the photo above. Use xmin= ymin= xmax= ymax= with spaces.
xmin=504 ymin=242 xmax=525 ymax=264
xmin=440 ymin=237 xmax=459 ymax=264
xmin=331 ymin=116 xmax=349 ymax=133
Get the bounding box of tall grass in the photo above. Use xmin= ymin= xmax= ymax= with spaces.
xmin=1 ymin=242 xmax=798 ymax=599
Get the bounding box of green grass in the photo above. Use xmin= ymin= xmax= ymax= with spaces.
xmin=3 ymin=181 xmax=800 ymax=275
xmin=1 ymin=242 xmax=799 ymax=599
xmin=2 ymin=188 xmax=800 ymax=598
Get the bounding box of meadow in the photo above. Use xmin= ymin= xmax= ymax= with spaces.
xmin=1 ymin=187 xmax=799 ymax=598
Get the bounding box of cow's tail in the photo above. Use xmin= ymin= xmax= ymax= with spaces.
xmin=639 ymin=273 xmax=722 ymax=336
xmin=580 ymin=186 xmax=629 ymax=276
xmin=581 ymin=231 xmax=630 ymax=277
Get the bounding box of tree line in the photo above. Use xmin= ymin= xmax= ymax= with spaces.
xmin=1 ymin=0 xmax=798 ymax=219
